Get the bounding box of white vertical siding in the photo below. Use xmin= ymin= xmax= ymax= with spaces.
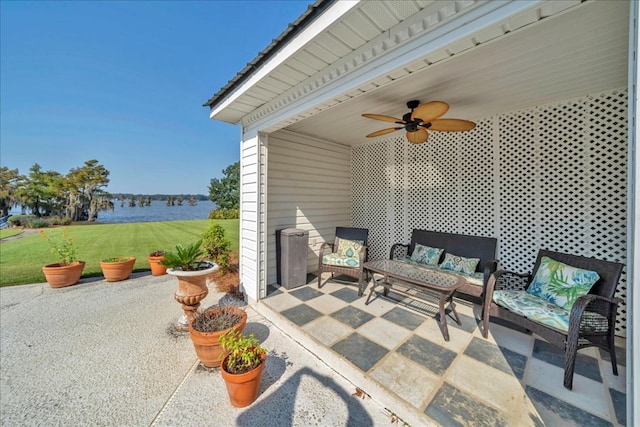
xmin=239 ymin=134 xmax=260 ymax=301
xmin=265 ymin=129 xmax=351 ymax=285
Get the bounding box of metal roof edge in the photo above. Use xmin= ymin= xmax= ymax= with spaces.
xmin=202 ymin=0 xmax=336 ymax=109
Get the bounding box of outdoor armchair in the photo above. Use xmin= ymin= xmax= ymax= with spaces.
xmin=317 ymin=227 xmax=369 ymax=296
xmin=482 ymin=249 xmax=624 ymax=389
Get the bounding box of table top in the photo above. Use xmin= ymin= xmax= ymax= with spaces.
xmin=363 ymin=259 xmax=465 ymax=290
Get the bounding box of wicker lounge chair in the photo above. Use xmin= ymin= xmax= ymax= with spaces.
xmin=482 ymin=249 xmax=624 ymax=389
xmin=317 ymin=227 xmax=369 ymax=296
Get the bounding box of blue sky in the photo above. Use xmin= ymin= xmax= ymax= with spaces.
xmin=0 ymin=0 xmax=311 ymax=195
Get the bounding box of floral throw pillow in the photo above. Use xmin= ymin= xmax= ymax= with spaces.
xmin=410 ymin=244 xmax=443 ymax=266
xmin=526 ymin=256 xmax=600 ymax=310
xmin=336 ymin=238 xmax=363 ymax=258
xmin=439 ymin=253 xmax=480 ymax=275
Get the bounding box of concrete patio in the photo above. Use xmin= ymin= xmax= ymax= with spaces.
xmin=0 ymin=272 xmax=627 ymax=426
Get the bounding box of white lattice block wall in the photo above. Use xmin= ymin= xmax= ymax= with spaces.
xmin=352 ymin=89 xmax=628 ymax=335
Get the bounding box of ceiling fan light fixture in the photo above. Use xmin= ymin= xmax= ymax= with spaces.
xmin=406 ymin=128 xmax=428 ymax=144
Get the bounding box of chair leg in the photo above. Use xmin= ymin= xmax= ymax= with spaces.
xmin=608 ymin=328 xmax=619 ymax=376
xmin=564 ymin=332 xmax=580 ymax=390
xmin=317 ymin=269 xmax=323 ymax=289
xmin=481 ymin=304 xmax=490 ymax=339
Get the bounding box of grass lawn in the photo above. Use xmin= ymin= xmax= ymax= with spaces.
xmin=0 ymin=229 xmax=23 ymax=239
xmin=0 ymin=219 xmax=239 ymax=287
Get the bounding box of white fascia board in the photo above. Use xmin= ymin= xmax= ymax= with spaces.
xmin=244 ymin=0 xmax=548 ymax=134
xmin=208 ymin=0 xmax=361 ymax=122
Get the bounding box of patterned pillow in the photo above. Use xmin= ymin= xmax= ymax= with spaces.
xmin=410 ymin=244 xmax=443 ymax=266
xmin=439 ymin=253 xmax=480 ymax=275
xmin=526 ymin=256 xmax=600 ymax=310
xmin=335 ymin=238 xmax=363 ymax=258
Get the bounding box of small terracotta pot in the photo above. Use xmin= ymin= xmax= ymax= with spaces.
xmin=220 ymin=352 xmax=266 ymax=407
xmin=148 ymin=255 xmax=167 ymax=276
xmin=42 ymin=261 xmax=85 ymax=288
xmin=100 ymin=257 xmax=136 ymax=282
xmin=188 ymin=307 xmax=247 ymax=368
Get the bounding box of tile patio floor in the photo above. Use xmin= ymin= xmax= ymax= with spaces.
xmin=258 ymin=275 xmax=626 ymax=427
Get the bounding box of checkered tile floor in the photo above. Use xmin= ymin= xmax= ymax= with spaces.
xmin=261 ymin=275 xmax=626 ymax=426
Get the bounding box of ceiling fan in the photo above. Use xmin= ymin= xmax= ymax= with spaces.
xmin=362 ymin=100 xmax=476 ymax=144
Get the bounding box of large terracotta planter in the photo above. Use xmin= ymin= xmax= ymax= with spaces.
xmin=148 ymin=255 xmax=167 ymax=276
xmin=221 ymin=352 xmax=266 ymax=407
xmin=188 ymin=307 xmax=247 ymax=368
xmin=100 ymin=257 xmax=136 ymax=282
xmin=168 ymin=262 xmax=217 ymax=331
xmin=42 ymin=261 xmax=85 ymax=288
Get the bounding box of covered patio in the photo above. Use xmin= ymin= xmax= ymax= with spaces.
xmin=204 ymin=0 xmax=637 ymax=425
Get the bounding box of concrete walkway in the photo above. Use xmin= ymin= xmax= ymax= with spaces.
xmin=0 ymin=274 xmax=397 ymax=426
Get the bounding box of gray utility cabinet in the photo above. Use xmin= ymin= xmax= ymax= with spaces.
xmin=276 ymin=228 xmax=309 ymax=289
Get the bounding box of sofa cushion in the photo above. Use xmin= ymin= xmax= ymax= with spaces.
xmin=323 ymin=253 xmax=360 ymax=268
xmin=527 ymin=256 xmax=600 ymax=310
xmin=439 ymin=253 xmax=480 ymax=275
xmin=335 ymin=238 xmax=363 ymax=258
xmin=410 ymin=244 xmax=443 ymax=266
xmin=493 ymin=290 xmax=570 ymax=332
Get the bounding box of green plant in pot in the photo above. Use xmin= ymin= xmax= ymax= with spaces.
xmin=100 ymin=256 xmax=136 ymax=282
xmin=219 ymin=329 xmax=267 ymax=408
xmin=40 ymin=227 xmax=85 ymax=288
xmin=188 ymin=304 xmax=247 ymax=368
xmin=148 ymin=250 xmax=167 ymax=276
xmin=161 ymin=240 xmax=218 ymax=331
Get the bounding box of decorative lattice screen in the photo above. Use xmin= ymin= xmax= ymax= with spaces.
xmin=352 ymin=89 xmax=628 ymax=335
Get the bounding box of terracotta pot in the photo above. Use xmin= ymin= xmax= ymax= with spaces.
xmin=42 ymin=261 xmax=85 ymax=288
xmin=168 ymin=263 xmax=217 ymax=331
xmin=220 ymin=352 xmax=266 ymax=407
xmin=148 ymin=255 xmax=167 ymax=276
xmin=100 ymin=257 xmax=136 ymax=282
xmin=188 ymin=307 xmax=247 ymax=368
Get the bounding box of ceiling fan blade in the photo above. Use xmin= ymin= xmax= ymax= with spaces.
xmin=411 ymin=101 xmax=449 ymax=123
xmin=362 ymin=113 xmax=405 ymax=124
xmin=406 ymin=128 xmax=428 ymax=144
xmin=428 ymin=118 xmax=476 ymax=132
xmin=366 ymin=127 xmax=403 ymax=138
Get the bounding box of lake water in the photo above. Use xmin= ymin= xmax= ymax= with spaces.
xmin=97 ymin=200 xmax=216 ymax=223
xmin=8 ymin=200 xmax=216 ymax=224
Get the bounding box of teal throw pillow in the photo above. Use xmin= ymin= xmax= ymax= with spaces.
xmin=410 ymin=244 xmax=443 ymax=266
xmin=439 ymin=253 xmax=480 ymax=275
xmin=336 ymin=238 xmax=363 ymax=258
xmin=526 ymin=256 xmax=600 ymax=310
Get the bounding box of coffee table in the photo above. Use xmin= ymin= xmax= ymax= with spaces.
xmin=363 ymin=259 xmax=466 ymax=341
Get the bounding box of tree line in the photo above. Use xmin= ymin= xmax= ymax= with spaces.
xmin=1 ymin=159 xmax=241 ymax=223
xmin=0 ymin=160 xmax=111 ymax=221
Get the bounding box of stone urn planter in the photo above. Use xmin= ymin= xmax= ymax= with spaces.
xmin=188 ymin=306 xmax=247 ymax=368
xmin=168 ymin=262 xmax=217 ymax=331
xmin=148 ymin=251 xmax=167 ymax=276
xmin=100 ymin=256 xmax=136 ymax=282
xmin=161 ymin=240 xmax=219 ymax=331
xmin=42 ymin=261 xmax=86 ymax=288
xmin=219 ymin=330 xmax=267 ymax=408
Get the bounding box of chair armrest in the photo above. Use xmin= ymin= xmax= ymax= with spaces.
xmin=358 ymin=245 xmax=368 ymax=268
xmin=482 ymin=259 xmax=499 ymax=286
xmin=483 ymin=270 xmax=531 ymax=306
xmin=389 ymin=243 xmax=409 ymax=260
xmin=319 ymin=241 xmax=334 ymax=255
xmin=569 ymin=294 xmax=622 ymax=334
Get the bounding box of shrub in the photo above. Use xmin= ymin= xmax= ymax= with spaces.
xmin=201 ymin=223 xmax=232 ymax=273
xmin=26 ymin=218 xmax=50 ymax=228
xmin=191 ymin=306 xmax=244 ymax=333
xmin=208 ymin=208 xmax=239 ymax=220
xmin=8 ymin=214 xmax=36 ymax=227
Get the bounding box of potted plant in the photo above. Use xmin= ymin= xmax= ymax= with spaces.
xmin=148 ymin=250 xmax=167 ymax=276
xmin=40 ymin=227 xmax=85 ymax=288
xmin=188 ymin=304 xmax=247 ymax=368
xmin=219 ymin=329 xmax=267 ymax=408
xmin=100 ymin=256 xmax=136 ymax=282
xmin=202 ymin=224 xmax=241 ymax=297
xmin=160 ymin=239 xmax=218 ymax=331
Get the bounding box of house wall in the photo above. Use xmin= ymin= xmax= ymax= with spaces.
xmin=265 ymin=129 xmax=351 ymax=285
xmin=352 ymin=88 xmax=629 ymax=335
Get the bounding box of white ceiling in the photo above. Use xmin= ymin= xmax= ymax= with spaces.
xmin=208 ymin=1 xmax=630 ymax=147
xmin=283 ymin=0 xmax=629 ymax=146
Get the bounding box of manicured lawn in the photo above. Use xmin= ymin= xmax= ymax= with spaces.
xmin=0 ymin=219 xmax=239 ymax=286
xmin=0 ymin=229 xmax=23 ymax=239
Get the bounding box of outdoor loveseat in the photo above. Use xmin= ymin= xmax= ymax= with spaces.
xmin=389 ymin=229 xmax=498 ymax=302
xmin=482 ymin=249 xmax=624 ymax=389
